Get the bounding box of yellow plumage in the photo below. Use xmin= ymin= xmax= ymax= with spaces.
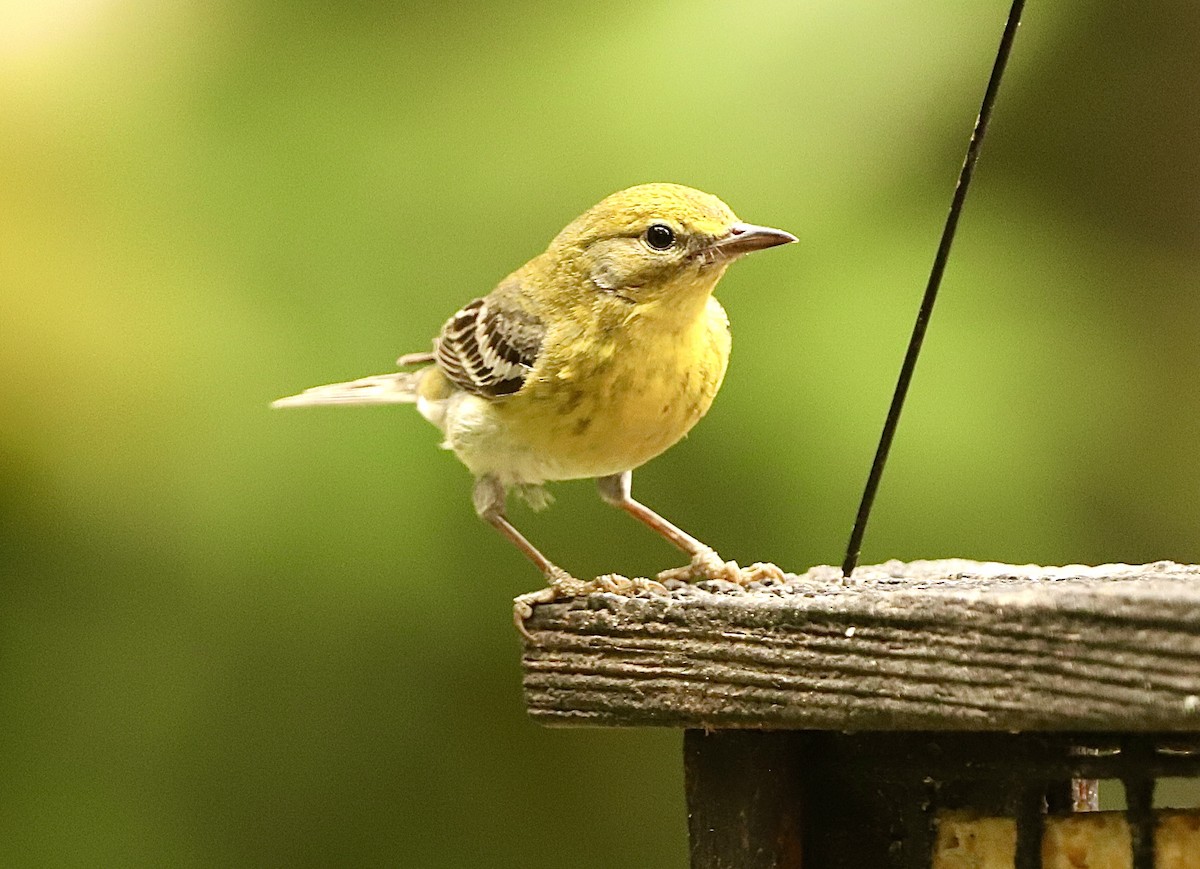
xmin=507 ymin=295 xmax=729 ymax=475
xmin=274 ymin=183 xmax=795 ymax=635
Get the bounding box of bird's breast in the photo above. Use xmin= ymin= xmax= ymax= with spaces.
xmin=500 ymin=297 xmax=732 ymax=481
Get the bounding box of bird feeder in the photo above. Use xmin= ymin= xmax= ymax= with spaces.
xmin=521 ymin=560 xmax=1200 ymax=868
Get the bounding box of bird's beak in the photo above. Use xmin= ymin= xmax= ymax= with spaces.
xmin=706 ymin=222 xmax=798 ymax=259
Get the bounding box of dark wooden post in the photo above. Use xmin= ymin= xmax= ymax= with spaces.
xmin=522 ymin=560 xmax=1200 ymax=868
xmin=684 ymin=731 xmax=804 ymax=869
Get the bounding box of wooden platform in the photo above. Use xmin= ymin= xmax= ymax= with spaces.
xmin=521 ymin=559 xmax=1200 ymax=731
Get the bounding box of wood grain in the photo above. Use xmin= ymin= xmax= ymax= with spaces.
xmin=521 ymin=560 xmax=1200 ymax=730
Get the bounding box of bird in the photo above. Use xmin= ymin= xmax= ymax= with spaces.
xmin=273 ymin=183 xmax=796 ymax=636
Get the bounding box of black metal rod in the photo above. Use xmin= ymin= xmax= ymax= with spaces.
xmin=1122 ymin=737 xmax=1157 ymax=869
xmin=1013 ymin=785 xmax=1046 ymax=869
xmin=841 ymin=0 xmax=1027 ymax=577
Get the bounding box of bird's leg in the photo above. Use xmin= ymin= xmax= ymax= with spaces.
xmin=597 ymin=470 xmax=710 ymax=554
xmin=473 ymin=476 xmax=589 ymax=635
xmin=468 ymin=475 xmax=580 ymax=633
xmin=473 ymin=476 xmax=575 ymax=585
xmin=596 ymin=470 xmax=736 ymax=582
xmin=475 ymin=476 xmax=670 ymax=637
xmin=596 ymin=471 xmax=784 ymax=586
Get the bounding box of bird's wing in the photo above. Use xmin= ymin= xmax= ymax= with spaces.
xmin=434 ymin=285 xmax=543 ymax=398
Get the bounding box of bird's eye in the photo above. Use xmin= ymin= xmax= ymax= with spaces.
xmin=645 ymin=223 xmax=676 ymax=251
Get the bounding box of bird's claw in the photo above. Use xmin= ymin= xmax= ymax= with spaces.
xmin=513 ymin=571 xmax=671 ymax=641
xmin=513 ymin=586 xmax=558 ymax=639
xmin=656 ymin=547 xmax=741 ymax=584
xmin=742 ymin=561 xmax=787 ymax=583
xmin=656 ymin=550 xmax=786 ymax=587
xmin=513 ymin=567 xmax=578 ymax=639
xmin=591 ymin=573 xmax=670 ymax=596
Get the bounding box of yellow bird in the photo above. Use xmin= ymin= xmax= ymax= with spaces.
xmin=273 ymin=183 xmax=796 ymax=633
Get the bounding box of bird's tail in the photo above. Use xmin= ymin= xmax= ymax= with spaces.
xmin=272 ymin=370 xmax=424 ymax=408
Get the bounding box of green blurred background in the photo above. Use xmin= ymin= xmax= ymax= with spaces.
xmin=3 ymin=1 xmax=1199 ymax=866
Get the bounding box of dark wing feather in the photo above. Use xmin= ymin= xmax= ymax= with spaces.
xmin=434 ymin=291 xmax=543 ymax=398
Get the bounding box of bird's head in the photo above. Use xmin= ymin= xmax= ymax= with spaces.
xmin=549 ymin=182 xmax=796 ymax=311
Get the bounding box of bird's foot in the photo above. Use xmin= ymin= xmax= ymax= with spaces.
xmin=590 ymin=573 xmax=671 ymax=597
xmin=742 ymin=561 xmax=788 ymax=583
xmin=513 ymin=567 xmax=581 ymax=638
xmin=656 ymin=547 xmax=741 ymax=584
xmin=513 ymin=569 xmax=669 ymax=640
xmin=656 ymin=549 xmax=787 ymax=587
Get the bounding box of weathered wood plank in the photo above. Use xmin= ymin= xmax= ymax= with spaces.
xmin=522 ymin=560 xmax=1200 ymax=730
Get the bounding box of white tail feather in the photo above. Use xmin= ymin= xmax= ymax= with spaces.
xmin=271 ymin=372 xmax=420 ymax=408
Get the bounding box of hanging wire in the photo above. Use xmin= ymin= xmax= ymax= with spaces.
xmin=841 ymin=0 xmax=1027 ymax=578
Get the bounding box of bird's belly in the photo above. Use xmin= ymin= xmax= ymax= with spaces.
xmin=539 ymin=371 xmax=710 ymax=476
xmin=483 ymin=344 xmax=725 ymax=483
xmin=443 ymin=390 xmax=703 ymax=485
xmin=439 ymin=303 xmax=731 ymax=486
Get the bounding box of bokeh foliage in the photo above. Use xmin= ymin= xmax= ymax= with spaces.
xmin=3 ymin=1 xmax=1199 ymax=866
